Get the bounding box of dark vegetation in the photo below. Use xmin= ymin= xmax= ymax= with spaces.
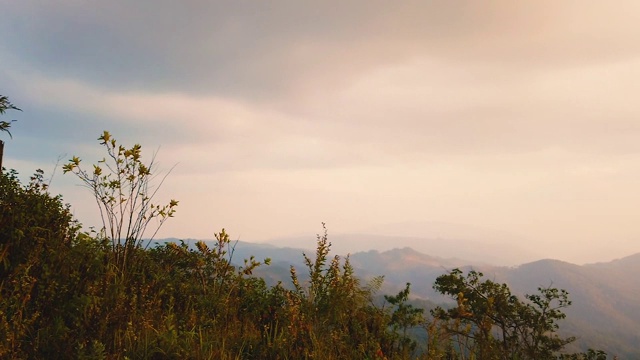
xmin=0 ymin=98 xmax=612 ymax=359
xmin=238 ymin=243 xmax=640 ymax=358
xmin=0 ymin=95 xmax=21 ymax=169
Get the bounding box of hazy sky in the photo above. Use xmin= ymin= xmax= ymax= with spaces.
xmin=2 ymin=1 xmax=640 ymax=264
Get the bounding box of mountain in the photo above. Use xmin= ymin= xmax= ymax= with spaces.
xmin=267 ymin=232 xmax=542 ymax=266
xmin=499 ymin=256 xmax=640 ymax=357
xmin=348 ymin=248 xmax=640 ymax=357
xmin=349 ymin=251 xmax=640 ymax=358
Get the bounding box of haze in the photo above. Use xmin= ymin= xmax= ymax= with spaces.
xmin=2 ymin=1 xmax=639 ymax=264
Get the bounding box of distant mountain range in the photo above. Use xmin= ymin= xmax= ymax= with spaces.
xmin=266 ymin=227 xmax=543 ymax=266
xmin=157 ymin=237 xmax=640 ymax=358
xmin=349 ymin=249 xmax=640 ymax=357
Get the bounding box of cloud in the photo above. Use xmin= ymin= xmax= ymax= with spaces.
xmin=7 ymin=47 xmax=640 ymax=178
xmin=2 ymin=72 xmax=378 ymax=173
xmin=3 ymin=1 xmax=640 ymax=102
xmin=5 ymin=1 xmax=640 ymax=161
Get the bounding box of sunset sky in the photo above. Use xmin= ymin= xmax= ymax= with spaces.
xmin=2 ymin=1 xmax=640 ymax=264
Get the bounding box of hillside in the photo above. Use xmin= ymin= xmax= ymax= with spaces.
xmin=217 ymin=240 xmax=640 ymax=358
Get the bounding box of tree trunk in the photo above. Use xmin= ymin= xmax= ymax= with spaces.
xmin=0 ymin=139 xmax=4 ymax=170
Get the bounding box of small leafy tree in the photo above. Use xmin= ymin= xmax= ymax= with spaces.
xmin=431 ymin=268 xmax=577 ymax=360
xmin=383 ymin=283 xmax=424 ymax=357
xmin=63 ymin=131 xmax=178 ymax=271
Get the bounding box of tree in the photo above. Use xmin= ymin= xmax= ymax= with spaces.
xmin=0 ymin=95 xmax=21 ymax=170
xmin=431 ymin=269 xmax=576 ymax=360
xmin=383 ymin=283 xmax=424 ymax=357
xmin=63 ymin=131 xmax=178 ymax=272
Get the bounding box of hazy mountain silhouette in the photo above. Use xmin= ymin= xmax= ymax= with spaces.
xmin=264 ymin=221 xmax=545 ymax=266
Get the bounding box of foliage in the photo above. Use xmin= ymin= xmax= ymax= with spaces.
xmin=0 ymin=169 xmax=96 ymax=358
xmin=286 ymin=224 xmax=416 ymax=359
xmin=63 ymin=131 xmax=178 ymax=271
xmin=430 ymin=268 xmax=579 ymax=360
xmin=0 ymin=95 xmax=21 ymax=169
xmin=558 ymin=349 xmax=610 ymax=360
xmin=383 ymin=283 xmax=424 ymax=357
xmin=0 ymin=95 xmax=20 ymax=140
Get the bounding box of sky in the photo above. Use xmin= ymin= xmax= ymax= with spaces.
xmin=2 ymin=1 xmax=640 ymax=264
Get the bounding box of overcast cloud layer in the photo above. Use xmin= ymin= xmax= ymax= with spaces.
xmin=2 ymin=1 xmax=640 ymax=264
